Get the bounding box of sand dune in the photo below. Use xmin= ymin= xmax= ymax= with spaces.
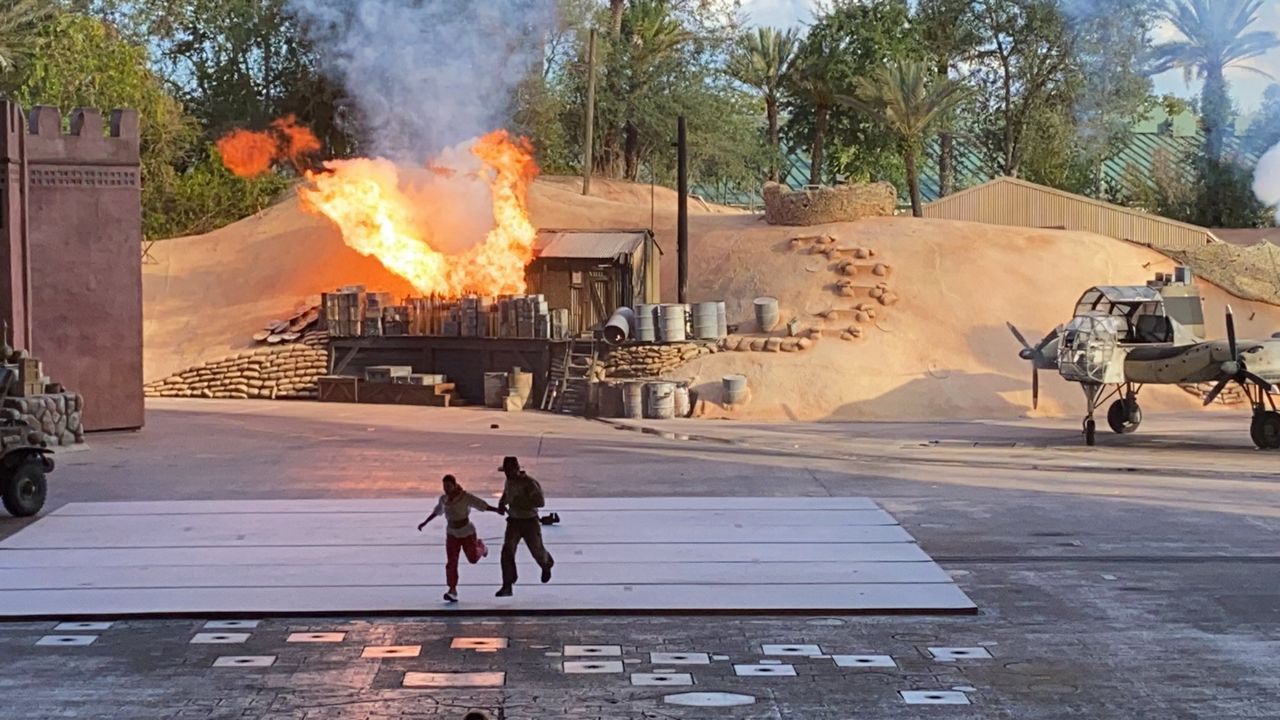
xmin=144 ymin=176 xmax=1280 ymax=421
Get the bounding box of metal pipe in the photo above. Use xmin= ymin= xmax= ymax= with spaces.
xmin=603 ymin=306 xmax=635 ymax=346
xmin=676 ymin=116 xmax=688 ymax=304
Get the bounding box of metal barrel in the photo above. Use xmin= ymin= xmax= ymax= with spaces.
xmin=644 ymin=381 xmax=676 ymax=419
xmin=622 ymin=381 xmax=644 ymax=419
xmin=723 ymin=374 xmax=748 ymax=405
xmin=598 ymin=382 xmax=625 ymax=418
xmin=603 ymin=307 xmax=636 ymax=346
xmin=483 ymin=372 xmax=509 ymax=408
xmin=673 ymin=382 xmax=691 ymax=417
xmin=692 ymin=302 xmax=719 ymax=340
xmin=715 ymin=301 xmax=727 ymax=337
xmin=753 ymin=297 xmax=779 ymax=332
xmin=634 ymin=304 xmax=657 ymax=342
xmin=659 ymin=304 xmax=687 ymax=342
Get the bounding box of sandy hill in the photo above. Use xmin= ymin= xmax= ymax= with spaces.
xmin=144 ymin=176 xmax=1280 ymax=421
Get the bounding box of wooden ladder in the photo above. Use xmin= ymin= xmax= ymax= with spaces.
xmin=543 ymin=339 xmax=597 ymax=415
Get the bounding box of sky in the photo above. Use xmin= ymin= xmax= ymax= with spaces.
xmin=736 ymin=0 xmax=1280 ymax=115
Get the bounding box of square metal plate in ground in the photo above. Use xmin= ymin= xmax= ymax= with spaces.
xmin=451 ymin=637 xmax=507 ymax=650
xmin=203 ymin=620 xmax=260 ymax=630
xmin=213 ymin=655 xmax=276 ymax=668
xmin=403 ymin=671 xmax=505 ymax=688
xmin=734 ymin=664 xmax=797 ymax=677
xmin=563 ymin=660 xmax=625 ymax=674
xmin=190 ymin=633 xmax=250 ymax=644
xmin=761 ymin=644 xmax=822 ymax=656
xmin=362 ymin=645 xmax=421 ymax=658
xmin=287 ymin=632 xmax=346 ymax=643
xmin=833 ymin=655 xmax=897 ymax=668
xmin=651 ymin=652 xmax=710 ymax=665
xmin=564 ymin=644 xmax=622 ymax=657
xmin=664 ymin=692 xmax=755 ymax=707
xmin=632 ymin=672 xmax=694 ymax=686
xmin=35 ymin=635 xmax=96 ymax=646
xmin=901 ymin=690 xmax=970 ymax=705
xmin=53 ymin=621 xmax=112 ymax=631
xmin=928 ymin=647 xmax=992 ymax=661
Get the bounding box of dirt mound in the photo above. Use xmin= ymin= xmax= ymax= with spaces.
xmin=144 ymin=176 xmax=1280 ymax=421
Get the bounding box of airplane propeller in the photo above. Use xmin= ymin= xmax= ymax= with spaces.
xmin=1007 ymin=322 xmax=1060 ymax=410
xmin=1203 ymin=305 xmax=1274 ymax=405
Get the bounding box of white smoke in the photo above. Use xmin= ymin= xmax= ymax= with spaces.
xmin=287 ymin=0 xmax=557 ymax=162
xmin=1255 ymin=143 xmax=1280 ymax=221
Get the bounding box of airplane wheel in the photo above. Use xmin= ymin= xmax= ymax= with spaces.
xmin=1084 ymin=419 xmax=1096 ymax=446
xmin=1250 ymin=412 xmax=1280 ymax=450
xmin=1107 ymin=400 xmax=1142 ymax=434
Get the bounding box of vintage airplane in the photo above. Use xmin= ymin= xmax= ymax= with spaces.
xmin=1008 ymin=267 xmax=1280 ymax=448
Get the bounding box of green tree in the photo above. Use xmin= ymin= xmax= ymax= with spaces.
xmin=9 ymin=10 xmax=286 ymax=239
xmin=968 ymin=0 xmax=1078 ymax=179
xmin=0 ymin=0 xmax=54 ymax=73
xmin=727 ymin=26 xmax=800 ymax=181
xmin=783 ymin=0 xmax=916 ymax=187
xmin=838 ymin=60 xmax=973 ymax=216
xmin=1151 ymin=0 xmax=1279 ymax=162
xmin=914 ymin=0 xmax=981 ymax=197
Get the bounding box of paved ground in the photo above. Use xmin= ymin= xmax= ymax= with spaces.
xmin=1 ymin=399 xmax=1278 ymax=719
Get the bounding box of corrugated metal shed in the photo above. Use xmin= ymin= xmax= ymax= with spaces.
xmin=535 ymin=229 xmax=653 ymax=260
xmin=922 ymin=177 xmax=1220 ymax=251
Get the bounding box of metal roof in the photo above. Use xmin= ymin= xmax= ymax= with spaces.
xmin=534 ymin=229 xmax=654 ymax=260
xmin=1084 ymin=286 xmax=1163 ymax=303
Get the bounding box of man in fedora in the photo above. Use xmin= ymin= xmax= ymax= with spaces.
xmin=495 ymin=456 xmax=554 ymax=597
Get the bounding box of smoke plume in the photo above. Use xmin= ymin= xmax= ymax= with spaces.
xmin=287 ymin=0 xmax=556 ymax=162
xmin=1254 ymin=143 xmax=1280 ymax=220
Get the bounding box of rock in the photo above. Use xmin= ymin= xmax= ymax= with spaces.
xmin=872 ymin=263 xmax=890 ymax=277
xmin=854 ymin=310 xmax=870 ymax=323
xmin=839 ymin=261 xmax=858 ymax=277
xmin=840 ymin=331 xmax=855 ymax=342
xmin=869 ymin=287 xmax=885 ymax=299
xmin=853 ymin=248 xmax=871 ymax=259
xmin=879 ymin=292 xmax=899 ymax=306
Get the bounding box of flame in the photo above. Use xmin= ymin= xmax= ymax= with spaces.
xmin=298 ymin=130 xmax=540 ymax=298
xmin=216 ymin=115 xmax=320 ymax=178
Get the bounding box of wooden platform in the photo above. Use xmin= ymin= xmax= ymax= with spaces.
xmin=0 ymin=498 xmax=976 ymax=617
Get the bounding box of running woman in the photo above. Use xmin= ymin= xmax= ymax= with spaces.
xmin=417 ymin=474 xmax=502 ymax=603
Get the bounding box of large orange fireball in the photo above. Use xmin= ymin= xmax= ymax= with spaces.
xmin=217 ymin=115 xmax=320 ymax=178
xmin=298 ymin=130 xmax=539 ymax=299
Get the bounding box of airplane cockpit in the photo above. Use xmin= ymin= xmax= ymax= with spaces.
xmin=1072 ymin=286 xmax=1172 ymax=345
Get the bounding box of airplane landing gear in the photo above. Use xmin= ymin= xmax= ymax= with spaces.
xmin=1107 ymin=397 xmax=1142 ymax=434
xmin=1082 ymin=383 xmax=1141 ymax=445
xmin=1249 ymin=412 xmax=1280 ymax=449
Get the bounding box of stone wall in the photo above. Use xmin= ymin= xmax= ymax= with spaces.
xmin=145 ymin=333 xmax=328 ymax=400
xmin=762 ymin=181 xmax=897 ymax=226
xmin=2 ymin=392 xmax=85 ymax=446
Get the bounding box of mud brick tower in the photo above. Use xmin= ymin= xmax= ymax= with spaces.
xmin=0 ymin=101 xmax=143 ymax=432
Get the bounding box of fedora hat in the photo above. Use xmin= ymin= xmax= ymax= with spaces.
xmin=498 ymin=456 xmax=521 ymax=473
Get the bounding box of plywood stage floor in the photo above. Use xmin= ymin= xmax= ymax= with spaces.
xmin=0 ymin=498 xmax=975 ymax=617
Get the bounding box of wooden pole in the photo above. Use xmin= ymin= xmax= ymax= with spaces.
xmin=582 ymin=28 xmax=597 ymax=196
xmin=677 ymin=115 xmax=688 ymax=304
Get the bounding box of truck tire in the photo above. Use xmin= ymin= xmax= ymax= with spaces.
xmin=2 ymin=460 xmax=47 ymax=517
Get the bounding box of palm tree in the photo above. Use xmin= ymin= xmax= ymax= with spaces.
xmin=1151 ymin=0 xmax=1279 ymax=162
xmin=0 ymin=0 xmax=55 ymax=74
xmin=790 ymin=48 xmax=840 ymax=186
xmin=617 ymin=0 xmax=689 ymax=180
xmin=838 ymin=60 xmax=973 ymax=217
xmin=727 ymin=27 xmax=800 ymax=182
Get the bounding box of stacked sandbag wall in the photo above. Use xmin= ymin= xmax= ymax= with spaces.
xmin=145 ymin=333 xmax=328 ymax=400
xmin=762 ymin=181 xmax=897 ymax=226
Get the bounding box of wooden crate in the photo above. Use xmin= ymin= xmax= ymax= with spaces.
xmin=318 ymin=376 xmax=359 ymax=403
